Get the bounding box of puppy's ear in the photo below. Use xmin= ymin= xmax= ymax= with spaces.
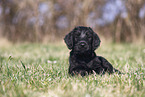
xmin=64 ymin=31 xmax=73 ymax=50
xmin=89 ymin=27 xmax=101 ymax=50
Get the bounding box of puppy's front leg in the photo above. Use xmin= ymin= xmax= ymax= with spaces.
xmin=69 ymin=58 xmax=89 ymax=76
xmin=68 ymin=65 xmax=88 ymax=76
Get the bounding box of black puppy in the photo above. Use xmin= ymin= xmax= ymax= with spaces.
xmin=64 ymin=26 xmax=121 ymax=76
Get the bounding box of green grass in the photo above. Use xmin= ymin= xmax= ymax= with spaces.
xmin=0 ymin=42 xmax=145 ymax=97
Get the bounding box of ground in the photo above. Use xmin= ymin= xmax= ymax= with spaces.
xmin=0 ymin=41 xmax=145 ymax=97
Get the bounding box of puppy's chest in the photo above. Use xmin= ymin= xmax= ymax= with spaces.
xmin=71 ymin=56 xmax=93 ymax=65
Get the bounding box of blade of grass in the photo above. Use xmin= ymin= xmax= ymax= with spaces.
xmin=21 ymin=61 xmax=26 ymax=71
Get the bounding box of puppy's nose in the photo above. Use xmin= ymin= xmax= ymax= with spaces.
xmin=80 ymin=42 xmax=87 ymax=47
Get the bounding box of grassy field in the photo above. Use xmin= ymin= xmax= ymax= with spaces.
xmin=0 ymin=42 xmax=145 ymax=97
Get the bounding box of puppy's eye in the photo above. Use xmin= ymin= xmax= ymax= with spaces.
xmin=76 ymin=32 xmax=81 ymax=36
xmin=75 ymin=36 xmax=79 ymax=38
xmin=86 ymin=33 xmax=92 ymax=38
xmin=75 ymin=35 xmax=79 ymax=40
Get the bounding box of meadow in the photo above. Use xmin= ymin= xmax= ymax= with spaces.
xmin=0 ymin=41 xmax=145 ymax=97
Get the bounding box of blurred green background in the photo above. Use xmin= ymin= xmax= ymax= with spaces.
xmin=0 ymin=0 xmax=145 ymax=43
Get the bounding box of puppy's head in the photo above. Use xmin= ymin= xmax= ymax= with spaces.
xmin=64 ymin=26 xmax=100 ymax=53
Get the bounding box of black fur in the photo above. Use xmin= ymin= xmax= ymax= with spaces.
xmin=64 ymin=26 xmax=121 ymax=76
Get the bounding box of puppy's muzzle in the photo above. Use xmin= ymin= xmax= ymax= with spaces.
xmin=78 ymin=41 xmax=88 ymax=49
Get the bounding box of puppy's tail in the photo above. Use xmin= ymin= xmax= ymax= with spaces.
xmin=113 ymin=68 xmax=124 ymax=74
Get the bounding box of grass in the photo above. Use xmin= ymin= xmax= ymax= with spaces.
xmin=0 ymin=42 xmax=145 ymax=97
